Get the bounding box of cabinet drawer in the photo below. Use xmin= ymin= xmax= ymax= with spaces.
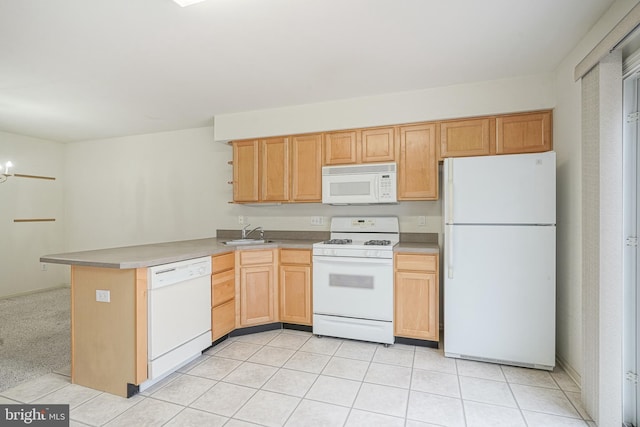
xmin=395 ymin=253 xmax=437 ymax=272
xmin=239 ymin=249 xmax=274 ymax=266
xmin=280 ymin=249 xmax=311 ymax=265
xmin=212 ymin=300 xmax=235 ymax=340
xmin=212 ymin=252 xmax=234 ymax=273
xmin=212 ymin=269 xmax=235 ymax=306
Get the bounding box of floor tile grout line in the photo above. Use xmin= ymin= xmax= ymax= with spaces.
xmin=454 ymin=358 xmax=469 ymax=427
xmin=225 ymin=337 xmax=303 ymax=425
xmin=552 ymin=371 xmax=592 ymax=421
xmin=402 ymin=346 xmax=417 ymax=425
xmin=500 ymin=364 xmax=530 ymax=427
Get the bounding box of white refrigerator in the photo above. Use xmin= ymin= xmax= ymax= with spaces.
xmin=443 ymin=151 xmax=556 ymax=370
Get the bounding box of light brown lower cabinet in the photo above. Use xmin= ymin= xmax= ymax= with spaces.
xmin=279 ymin=249 xmax=312 ymax=325
xmin=237 ymin=249 xmax=278 ymax=327
xmin=394 ymin=253 xmax=439 ymax=341
xmin=211 ymin=252 xmax=236 ymax=341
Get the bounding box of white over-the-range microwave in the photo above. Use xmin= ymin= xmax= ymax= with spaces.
xmin=322 ymin=162 xmax=397 ymax=205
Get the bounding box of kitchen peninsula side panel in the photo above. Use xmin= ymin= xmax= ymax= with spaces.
xmin=71 ymin=266 xmax=147 ymax=397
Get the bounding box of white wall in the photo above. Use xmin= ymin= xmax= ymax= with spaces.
xmin=214 ymin=74 xmax=555 ymax=141
xmin=0 ymin=131 xmax=68 ymax=297
xmin=553 ymin=0 xmax=638 ymax=385
xmin=64 ymin=127 xmax=228 ymax=251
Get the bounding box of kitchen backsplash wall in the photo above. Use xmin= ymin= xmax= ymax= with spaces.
xmin=61 ymin=126 xmax=445 ymax=254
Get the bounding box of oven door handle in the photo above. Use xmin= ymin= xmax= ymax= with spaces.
xmin=313 ymin=256 xmax=393 ymax=266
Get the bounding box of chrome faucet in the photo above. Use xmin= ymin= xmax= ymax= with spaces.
xmin=241 ymin=224 xmax=264 ymax=240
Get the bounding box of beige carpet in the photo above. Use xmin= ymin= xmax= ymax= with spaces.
xmin=0 ymin=287 xmax=70 ymax=392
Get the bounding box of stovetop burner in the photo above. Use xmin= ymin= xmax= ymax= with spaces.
xmin=364 ymin=240 xmax=392 ymax=246
xmin=322 ymin=238 xmax=352 ymax=245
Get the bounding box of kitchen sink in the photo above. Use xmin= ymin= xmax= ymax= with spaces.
xmin=222 ymin=239 xmax=274 ymax=245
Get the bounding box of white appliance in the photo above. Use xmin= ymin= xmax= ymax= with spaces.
xmin=313 ymin=217 xmax=399 ymax=345
xmin=322 ymin=162 xmax=397 ymax=205
xmin=146 ymin=256 xmax=212 ymax=387
xmin=444 ymin=151 xmax=556 ymax=370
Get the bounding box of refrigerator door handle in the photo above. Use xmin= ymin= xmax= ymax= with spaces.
xmin=447 ymin=224 xmax=454 ymax=279
xmin=447 ymin=161 xmax=454 ymax=224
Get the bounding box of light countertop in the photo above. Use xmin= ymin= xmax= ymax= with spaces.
xmin=41 ymin=237 xmax=440 ymax=269
xmin=394 ymin=242 xmax=440 ymax=254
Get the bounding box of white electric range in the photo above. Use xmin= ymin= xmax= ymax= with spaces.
xmin=312 ymin=217 xmax=399 ymax=345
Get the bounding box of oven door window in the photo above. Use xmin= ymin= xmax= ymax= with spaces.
xmin=313 ymin=256 xmax=393 ymax=321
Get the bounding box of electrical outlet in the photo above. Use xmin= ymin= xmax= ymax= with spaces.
xmin=40 ymin=263 xmax=47 ymax=271
xmin=238 ymin=215 xmax=245 ymax=225
xmin=418 ymin=216 xmax=427 ymax=226
xmin=311 ymin=216 xmax=324 ymax=226
xmin=96 ymin=290 xmax=110 ymax=303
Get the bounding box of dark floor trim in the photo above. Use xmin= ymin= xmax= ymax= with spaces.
xmin=229 ymin=322 xmax=282 ymax=337
xmin=282 ymin=323 xmax=312 ymax=333
xmin=127 ymin=383 xmax=139 ymax=398
xmin=395 ymin=336 xmax=439 ymax=349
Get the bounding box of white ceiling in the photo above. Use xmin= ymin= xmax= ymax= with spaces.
xmin=0 ymin=0 xmax=617 ymax=142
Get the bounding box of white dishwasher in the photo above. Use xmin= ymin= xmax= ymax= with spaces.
xmin=146 ymin=256 xmax=212 ymax=385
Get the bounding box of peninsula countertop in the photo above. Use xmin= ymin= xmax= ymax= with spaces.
xmin=41 ymin=236 xmax=441 ymax=269
xmin=40 ymin=237 xmax=318 ymax=269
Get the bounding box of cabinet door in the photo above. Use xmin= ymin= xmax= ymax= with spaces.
xmin=496 ymin=111 xmax=552 ymax=154
xmin=240 ymin=265 xmax=275 ymax=326
xmin=291 ymin=134 xmax=323 ymax=202
xmin=397 ymin=124 xmax=438 ymax=200
xmin=279 ymin=265 xmax=312 ymax=325
xmin=324 ymin=131 xmax=358 ymax=165
xmin=440 ymin=118 xmax=491 ymax=158
xmin=361 ymin=127 xmax=395 ymax=163
xmin=261 ymin=137 xmax=289 ymax=202
xmin=394 ymin=270 xmax=438 ymax=341
xmin=233 ymin=140 xmax=259 ymax=202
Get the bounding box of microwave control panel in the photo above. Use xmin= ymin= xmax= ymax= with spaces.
xmin=379 ymin=174 xmax=394 ymax=200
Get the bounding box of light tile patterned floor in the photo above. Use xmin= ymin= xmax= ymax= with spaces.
xmin=0 ymin=328 xmax=594 ymax=427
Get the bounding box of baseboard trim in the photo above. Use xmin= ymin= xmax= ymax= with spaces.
xmin=0 ymin=284 xmax=70 ymax=300
xmin=556 ymin=353 xmax=582 ymax=389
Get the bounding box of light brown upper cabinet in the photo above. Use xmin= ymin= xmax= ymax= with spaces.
xmin=261 ymin=137 xmax=289 ymax=202
xmin=496 ymin=110 xmax=552 ymax=154
xmin=440 ymin=118 xmax=492 ymax=158
xmin=290 ymin=134 xmax=323 ymax=202
xmin=233 ymin=140 xmax=260 ymax=202
xmin=361 ymin=127 xmax=396 ymax=163
xmin=397 ymin=123 xmax=438 ymax=200
xmin=324 ymin=127 xmax=396 ymax=165
xmin=232 ymin=137 xmax=289 ymax=203
xmin=324 ymin=131 xmax=358 ymax=165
